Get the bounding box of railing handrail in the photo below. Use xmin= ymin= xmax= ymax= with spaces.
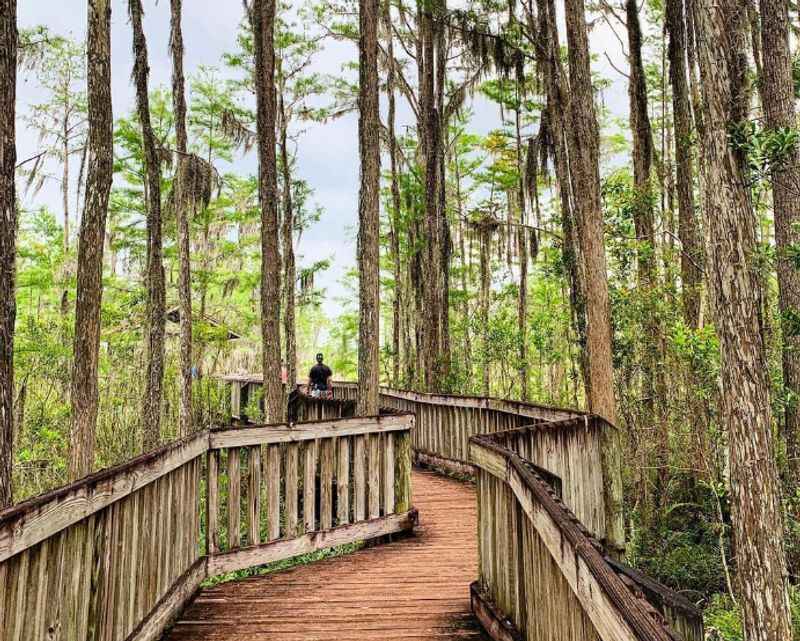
xmin=0 ymin=412 xmax=413 ymax=564
xmin=222 ymin=375 xmax=586 ymax=421
xmin=471 ymin=424 xmax=700 ymax=641
xmin=0 ymin=429 xmax=209 ymax=563
xmin=210 ymin=413 xmax=414 ymax=448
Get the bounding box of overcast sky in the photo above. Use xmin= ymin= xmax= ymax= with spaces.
xmin=16 ymin=0 xmax=629 ymax=324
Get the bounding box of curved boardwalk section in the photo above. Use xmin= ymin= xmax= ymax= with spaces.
xmin=163 ymin=470 xmax=486 ymax=641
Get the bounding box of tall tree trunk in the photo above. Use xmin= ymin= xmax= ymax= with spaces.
xmin=0 ymin=0 xmax=17 ymax=508
xmin=759 ymin=0 xmax=800 ymax=483
xmin=479 ymin=225 xmax=491 ymax=397
xmin=563 ymin=0 xmax=624 ymax=552
xmin=435 ymin=8 xmax=451 ymax=386
xmin=453 ymin=148 xmax=473 ymax=384
xmin=626 ymin=0 xmax=668 ymax=513
xmin=130 ymin=0 xmax=165 ymax=451
xmin=665 ymin=0 xmax=702 ymax=329
xmin=62 ymin=130 xmax=69 ymax=253
xmin=420 ymin=1 xmax=445 ymax=392
xmin=693 ymin=2 xmax=793 ymax=638
xmin=279 ymin=82 xmax=296 ymax=395
xmin=69 ymin=0 xmax=113 ymax=481
xmin=515 ymin=102 xmax=529 ymax=401
xmin=383 ymin=0 xmax=403 ymax=388
xmin=357 ymin=0 xmax=381 ymax=416
xmin=170 ymin=0 xmax=193 ymax=437
xmin=252 ymin=0 xmax=283 ymax=422
xmin=535 ymin=0 xmax=589 ymax=399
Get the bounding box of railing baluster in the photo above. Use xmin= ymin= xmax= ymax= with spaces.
xmin=368 ymin=434 xmax=380 ymax=519
xmin=285 ymin=442 xmax=299 ymax=536
xmin=320 ymin=438 xmax=334 ymax=530
xmin=337 ymin=436 xmax=350 ymax=525
xmin=227 ymin=448 xmax=241 ymax=550
xmin=267 ymin=444 xmax=281 ymax=541
xmin=207 ymin=450 xmax=219 ymax=555
xmin=383 ymin=433 xmax=395 ymax=515
xmin=248 ymin=446 xmax=262 ymax=546
xmin=303 ymin=440 xmax=317 ymax=532
xmin=353 ymin=434 xmax=366 ymax=521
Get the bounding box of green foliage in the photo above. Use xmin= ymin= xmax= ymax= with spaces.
xmin=705 ymin=588 xmax=800 ymax=640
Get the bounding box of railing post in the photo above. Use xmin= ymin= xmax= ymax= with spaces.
xmin=394 ymin=424 xmax=412 ymax=513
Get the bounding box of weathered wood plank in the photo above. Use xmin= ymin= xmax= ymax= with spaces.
xmin=353 ymin=434 xmax=366 ymax=522
xmin=368 ymin=434 xmax=380 ymax=519
xmin=470 ymin=582 xmax=524 ymax=641
xmin=383 ymin=433 xmax=395 ymax=515
xmin=0 ymin=433 xmax=208 ymax=563
xmin=336 ymin=436 xmax=350 ymax=525
xmin=285 ymin=442 xmax=299 ymax=537
xmin=267 ymin=444 xmax=281 ymax=541
xmin=227 ymin=448 xmax=241 ymax=550
xmin=505 ymin=463 xmax=661 ymax=641
xmin=469 ymin=440 xmax=508 ymax=481
xmin=303 ymin=440 xmax=317 ymax=533
xmin=248 ymin=446 xmax=262 ymax=546
xmin=394 ymin=430 xmax=412 ymax=513
xmin=126 ymin=492 xmax=141 ymax=636
xmin=206 ymin=450 xmax=219 ymax=555
xmin=320 ymin=438 xmax=334 ymax=530
xmin=126 ymin=558 xmax=207 ymax=641
xmin=11 ymin=548 xmax=29 ymax=641
xmin=207 ymin=509 xmax=418 ymax=576
xmin=209 ymin=414 xmax=413 ymax=450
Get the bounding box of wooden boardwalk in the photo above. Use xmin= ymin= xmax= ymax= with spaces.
xmin=162 ymin=469 xmax=487 ymax=641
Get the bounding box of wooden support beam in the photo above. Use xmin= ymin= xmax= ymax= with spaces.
xmin=470 ymin=582 xmax=524 ymax=641
xmin=206 ymin=509 xmax=418 ymax=576
xmin=126 ymin=558 xmax=207 ymax=641
xmin=209 ymin=414 xmax=413 ymax=450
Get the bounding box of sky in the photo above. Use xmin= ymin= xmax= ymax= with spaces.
xmin=16 ymin=0 xmax=630 ymax=325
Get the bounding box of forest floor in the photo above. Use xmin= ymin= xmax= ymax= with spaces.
xmin=162 ymin=469 xmax=488 ymax=640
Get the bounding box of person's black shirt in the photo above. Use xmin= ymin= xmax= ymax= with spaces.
xmin=309 ymin=363 xmax=332 ymax=389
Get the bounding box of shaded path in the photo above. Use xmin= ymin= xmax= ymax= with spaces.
xmin=163 ymin=469 xmax=486 ymax=641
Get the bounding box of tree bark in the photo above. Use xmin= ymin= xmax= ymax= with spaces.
xmin=626 ymin=0 xmax=669 ymax=513
xmin=357 ymin=0 xmax=381 ymax=416
xmin=383 ymin=0 xmax=403 ymax=388
xmin=453 ymin=146 xmax=473 ymax=384
xmin=69 ymin=0 xmax=113 ymax=481
xmin=252 ymin=0 xmax=283 ymax=423
xmin=535 ymin=0 xmax=589 ymax=398
xmin=62 ymin=128 xmax=69 ymax=253
xmin=0 ymin=0 xmax=17 ymax=508
xmin=759 ymin=0 xmax=800 ymax=483
xmin=693 ymin=2 xmax=793 ymax=638
xmin=665 ymin=0 xmax=702 ymax=329
xmin=279 ymin=78 xmax=297 ymax=396
xmin=479 ymin=225 xmax=491 ymax=397
xmin=514 ymin=101 xmax=529 ymax=402
xmin=420 ymin=1 xmax=445 ymax=392
xmin=170 ymin=0 xmax=193 ymax=437
xmin=130 ymin=0 xmax=165 ymax=451
xmin=563 ymin=0 xmax=624 ymax=552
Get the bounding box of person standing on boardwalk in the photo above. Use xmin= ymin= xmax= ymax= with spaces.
xmin=308 ymin=353 xmax=333 ymax=398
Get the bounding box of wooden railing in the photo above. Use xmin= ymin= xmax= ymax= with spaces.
xmin=224 ymin=379 xmax=704 ymax=640
xmin=206 ymin=414 xmax=414 ymax=574
xmin=0 ymin=413 xmax=415 ymax=641
xmin=470 ymin=425 xmax=703 ymax=641
xmin=225 ymin=377 xmax=582 ymax=476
